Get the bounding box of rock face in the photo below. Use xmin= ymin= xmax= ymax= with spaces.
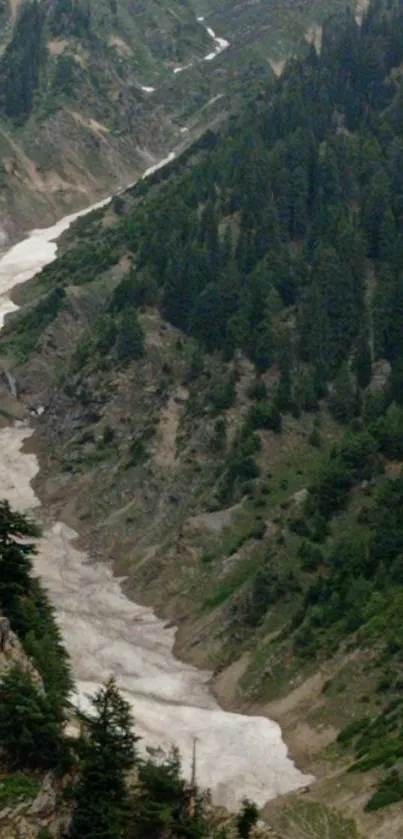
xmin=0 ymin=617 xmax=10 ymax=653
xmin=0 ymin=773 xmax=70 ymax=839
xmin=0 ymin=615 xmax=43 ymax=691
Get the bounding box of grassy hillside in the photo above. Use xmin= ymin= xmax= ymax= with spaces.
xmin=3 ymin=1 xmax=403 ymax=836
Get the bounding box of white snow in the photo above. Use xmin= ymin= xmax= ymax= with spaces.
xmin=141 ymin=85 xmax=155 ymax=93
xmin=0 ymin=155 xmax=313 ymax=810
xmin=172 ymin=15 xmax=230 ymax=76
xmin=142 ymin=151 xmax=176 ymax=179
xmin=173 ymin=63 xmax=193 ymax=74
xmin=201 ymin=17 xmax=229 ymax=60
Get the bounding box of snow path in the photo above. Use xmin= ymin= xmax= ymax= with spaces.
xmin=173 ymin=14 xmax=229 ymax=74
xmin=0 ymin=157 xmax=312 ymax=810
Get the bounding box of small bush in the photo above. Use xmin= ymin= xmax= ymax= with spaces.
xmin=126 ymin=437 xmax=148 ymax=468
xmin=365 ymin=770 xmax=403 ymax=811
xmin=337 ymin=718 xmax=370 ymax=744
xmin=246 ymin=401 xmax=282 ymax=433
xmin=247 ymin=381 xmax=268 ymax=401
xmin=308 ymin=427 xmax=322 ymax=447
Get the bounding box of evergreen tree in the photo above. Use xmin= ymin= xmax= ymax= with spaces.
xmin=132 ymin=747 xmax=207 ymax=839
xmin=190 ymin=283 xmax=225 ymax=352
xmin=0 ymin=501 xmax=39 ymax=614
xmin=236 ymin=798 xmax=259 ymax=839
xmin=354 ymin=328 xmax=372 ymax=389
xmin=0 ymin=0 xmax=47 ymax=122
xmin=116 ymin=308 xmax=145 ymax=363
xmin=70 ymin=678 xmax=138 ymax=839
xmin=0 ymin=667 xmax=69 ymax=771
xmin=362 ymin=170 xmax=391 ymax=258
xmin=249 ymin=314 xmax=275 ymax=373
xmin=0 ymin=501 xmax=72 ymax=705
xmin=328 ymin=364 xmax=357 ymax=423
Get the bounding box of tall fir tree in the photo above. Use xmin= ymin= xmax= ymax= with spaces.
xmin=70 ymin=678 xmax=139 ymax=839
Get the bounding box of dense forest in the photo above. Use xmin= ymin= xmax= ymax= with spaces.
xmin=3 ymin=0 xmax=403 ymax=828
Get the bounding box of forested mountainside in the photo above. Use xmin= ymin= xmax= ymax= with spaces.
xmin=0 ymin=0 xmax=355 ymax=241
xmin=3 ymin=0 xmax=403 ymax=837
xmin=0 ymin=0 xmax=211 ymax=240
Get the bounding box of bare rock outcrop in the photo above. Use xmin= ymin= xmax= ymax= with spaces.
xmin=0 ymin=614 xmax=44 ymax=691
xmin=0 ymin=773 xmax=71 ymax=839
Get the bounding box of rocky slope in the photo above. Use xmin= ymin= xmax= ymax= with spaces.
xmin=0 ymin=0 xmax=360 ymax=243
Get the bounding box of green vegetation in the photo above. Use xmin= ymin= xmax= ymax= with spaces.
xmin=69 ymin=678 xmax=139 ymax=839
xmin=0 ymin=773 xmax=41 ymax=808
xmin=275 ymin=800 xmax=359 ymax=839
xmin=235 ymin=799 xmax=259 ymax=839
xmin=4 ymin=0 xmax=403 ymax=831
xmin=337 ymin=695 xmax=403 ymax=772
xmin=0 ymin=667 xmax=70 ymax=771
xmin=0 ymin=0 xmax=46 ymax=122
xmin=2 ymin=286 xmax=67 ymax=362
xmin=0 ymin=501 xmax=72 ymax=705
xmin=366 ymin=770 xmax=403 ymax=811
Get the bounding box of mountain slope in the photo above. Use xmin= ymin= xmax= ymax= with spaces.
xmin=0 ymin=0 xmax=212 ymax=242
xmin=2 ymin=1 xmax=403 ymax=837
xmin=0 ymin=0 xmax=360 ymax=243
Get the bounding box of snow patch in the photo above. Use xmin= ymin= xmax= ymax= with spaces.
xmin=200 ymin=17 xmax=229 ymax=60
xmin=142 ymin=151 xmax=176 ymax=179
xmin=173 ymin=63 xmax=193 ymax=74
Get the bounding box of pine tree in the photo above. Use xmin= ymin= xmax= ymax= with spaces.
xmin=362 ymin=169 xmax=391 ymax=258
xmin=236 ymin=798 xmax=259 ymax=839
xmin=250 ymin=314 xmax=274 ymax=373
xmin=0 ymin=500 xmax=40 ymax=615
xmin=70 ymin=678 xmax=138 ymax=839
xmin=354 ymin=328 xmax=372 ymax=389
xmin=0 ymin=667 xmax=69 ymax=771
xmin=132 ymin=746 xmax=207 ymax=839
xmin=116 ymin=307 xmax=145 ymax=363
xmin=0 ymin=501 xmax=72 ymax=705
xmin=328 ymin=364 xmax=357 ymax=424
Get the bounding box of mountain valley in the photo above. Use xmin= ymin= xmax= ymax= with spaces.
xmin=0 ymin=0 xmax=359 ymax=243
xmin=1 ymin=0 xmax=403 ymax=838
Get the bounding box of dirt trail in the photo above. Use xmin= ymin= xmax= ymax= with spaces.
xmin=154 ymin=386 xmax=188 ymax=467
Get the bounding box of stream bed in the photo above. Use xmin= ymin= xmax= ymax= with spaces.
xmin=0 ymin=188 xmax=312 ymax=810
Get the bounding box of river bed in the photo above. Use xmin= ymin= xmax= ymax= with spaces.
xmin=0 ymin=185 xmax=312 ymax=810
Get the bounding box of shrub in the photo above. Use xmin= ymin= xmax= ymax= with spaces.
xmin=337 ymin=718 xmax=370 ymax=745
xmin=236 ymin=798 xmax=259 ymax=839
xmin=207 ymin=373 xmax=237 ymax=414
xmin=298 ymin=540 xmax=323 ymax=571
xmin=245 ymin=401 xmax=282 ymax=433
xmin=247 ymin=381 xmax=268 ymax=401
xmin=365 ymin=770 xmax=403 ymax=811
xmin=116 ymin=307 xmax=145 ymax=363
